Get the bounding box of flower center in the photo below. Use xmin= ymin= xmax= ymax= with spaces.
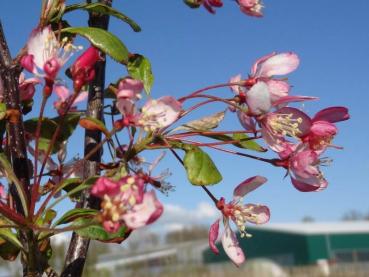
xmin=267 ymin=113 xmax=303 ymax=137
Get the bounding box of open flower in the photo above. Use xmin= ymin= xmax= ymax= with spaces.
xmin=138 ymin=96 xmax=182 ymax=132
xmin=209 ymin=176 xmax=270 ymax=266
xmin=91 ymin=175 xmax=163 ymax=233
xmin=286 ymin=146 xmax=328 ymax=192
xmin=21 ymin=26 xmax=80 ymax=81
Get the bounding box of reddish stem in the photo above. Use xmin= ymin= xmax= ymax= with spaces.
xmin=178 ymin=82 xmax=243 ymax=102
xmin=30 ymin=95 xmax=48 ymax=216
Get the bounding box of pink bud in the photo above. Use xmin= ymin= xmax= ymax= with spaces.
xmin=21 ymin=54 xmax=35 ymax=73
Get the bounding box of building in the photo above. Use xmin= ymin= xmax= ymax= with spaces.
xmin=203 ymin=221 xmax=369 ymax=266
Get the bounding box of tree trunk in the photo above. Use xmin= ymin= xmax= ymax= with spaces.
xmin=61 ymin=1 xmax=112 ymax=276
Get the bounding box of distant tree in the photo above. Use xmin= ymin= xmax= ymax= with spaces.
xmin=301 ymin=216 xmax=315 ymax=222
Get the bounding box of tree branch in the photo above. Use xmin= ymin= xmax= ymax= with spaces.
xmin=0 ymin=20 xmax=45 ymax=277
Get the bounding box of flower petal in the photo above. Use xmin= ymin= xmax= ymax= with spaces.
xmin=266 ymin=80 xmax=290 ymax=102
xmin=122 ymin=190 xmax=163 ymax=229
xmin=312 ymin=106 xmax=350 ymax=123
xmin=246 ymin=81 xmax=271 ymax=115
xmin=27 ymin=26 xmax=58 ymax=70
xmin=257 ymin=52 xmax=299 ymax=78
xmin=229 ymin=74 xmax=242 ymax=95
xmin=291 ymin=176 xmax=327 ymax=192
xmin=209 ymin=218 xmax=220 ymax=255
xmin=221 ymin=225 xmax=245 ymax=266
xmin=237 ymin=111 xmax=257 ymax=133
xmin=233 ymin=176 xmax=267 ymax=198
xmin=244 ymin=204 xmax=270 ymax=224
xmin=272 ymin=95 xmax=317 ymax=107
xmin=251 ymin=52 xmax=276 ymax=76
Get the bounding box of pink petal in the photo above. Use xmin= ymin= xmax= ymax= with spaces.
xmin=237 ymin=111 xmax=257 ymax=133
xmin=221 ymin=225 xmax=245 ymax=266
xmin=27 ymin=26 xmax=57 ymax=70
xmin=91 ymin=177 xmax=120 ymax=197
xmin=246 ymin=81 xmax=272 ymax=115
xmin=54 ymin=85 xmax=70 ymax=102
xmin=233 ymin=176 xmax=267 ymax=198
xmin=209 ymin=219 xmax=220 ymax=255
xmin=312 ymin=106 xmax=350 ymax=123
xmin=251 ymin=52 xmax=276 ymax=76
xmin=244 ymin=204 xmax=270 ymax=224
xmin=272 ymin=95 xmax=318 ymax=107
xmin=257 ymin=52 xmax=300 ymax=78
xmin=266 ymin=80 xmax=290 ymax=102
xmin=73 ymin=90 xmax=88 ymax=105
xmin=291 ymin=176 xmax=327 ymax=192
xmin=122 ymin=191 xmax=163 ymax=229
xmin=229 ymin=74 xmax=242 ymax=95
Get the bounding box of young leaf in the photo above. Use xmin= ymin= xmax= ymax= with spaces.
xmin=79 ymin=117 xmax=109 ymax=137
xmin=73 ymin=218 xmax=130 ymax=243
xmin=183 ymin=147 xmax=222 ymax=186
xmin=62 ymin=27 xmax=129 ymax=64
xmin=173 ymin=110 xmax=226 ymax=132
xmin=127 ymin=54 xmax=154 ymax=94
xmin=64 ymin=3 xmax=141 ymax=32
xmin=54 ymin=208 xmax=98 ymax=226
xmin=0 ymin=218 xmax=23 ymax=251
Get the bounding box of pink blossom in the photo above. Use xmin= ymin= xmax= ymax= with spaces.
xmin=115 ymin=78 xmax=144 ymax=122
xmin=238 ymin=0 xmax=263 ymax=17
xmin=287 ymin=147 xmax=328 ymax=192
xmin=122 ymin=190 xmax=163 ymax=229
xmin=117 ymin=78 xmax=144 ymax=100
xmin=53 ymin=85 xmax=88 ymax=114
xmin=18 ymin=73 xmax=40 ymax=101
xmin=209 ymin=176 xmax=270 ymax=266
xmin=21 ymin=26 xmax=79 ymax=80
xmin=91 ymin=175 xmax=156 ymax=233
xmin=138 ymin=96 xmax=182 ymax=131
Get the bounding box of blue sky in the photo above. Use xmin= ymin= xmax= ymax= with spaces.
xmin=0 ymin=0 xmax=368 ymax=227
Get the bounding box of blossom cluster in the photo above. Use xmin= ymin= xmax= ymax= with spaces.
xmin=2 ymin=22 xmax=348 ymax=270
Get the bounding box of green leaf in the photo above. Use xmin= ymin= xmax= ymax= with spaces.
xmin=0 ymin=218 xmax=23 ymax=251
xmin=202 ymin=133 xmax=266 ymax=152
xmin=0 ymin=153 xmax=28 ymax=215
xmin=54 ymin=208 xmax=98 ymax=226
xmin=62 ymin=27 xmax=129 ymax=64
xmin=172 ymin=110 xmax=226 ymax=132
xmin=73 ymin=218 xmax=129 ymax=243
xmin=24 ymin=113 xmax=81 ymax=154
xmin=128 ymin=54 xmax=154 ymax=94
xmin=0 ymin=239 xmax=20 ymax=261
xmin=232 ymin=133 xmax=266 ymax=152
xmin=64 ymin=3 xmax=141 ymax=32
xmin=0 ymin=103 xmax=6 ymax=120
xmin=183 ymin=147 xmax=222 ymax=186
